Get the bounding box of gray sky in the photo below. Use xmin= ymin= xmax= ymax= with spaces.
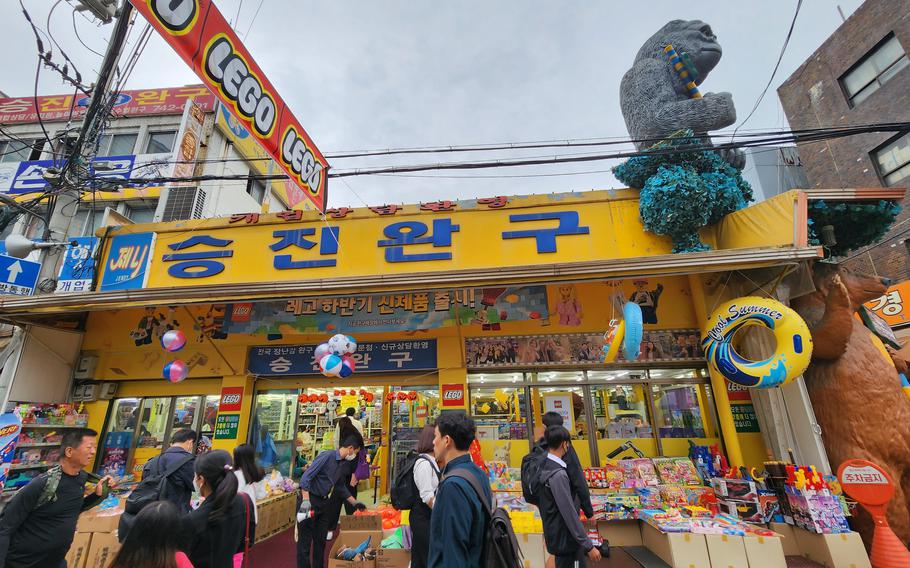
xmin=0 ymin=1 xmax=863 ymax=208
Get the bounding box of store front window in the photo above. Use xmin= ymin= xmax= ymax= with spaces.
xmin=251 ymin=390 xmax=298 ymax=477
xmin=467 ymin=366 xmax=720 ymax=466
xmin=389 ymin=387 xmax=441 ymax=482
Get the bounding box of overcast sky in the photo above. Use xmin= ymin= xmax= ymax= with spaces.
xmin=0 ymin=1 xmax=863 ymax=208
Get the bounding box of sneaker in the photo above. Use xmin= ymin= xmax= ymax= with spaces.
xmin=326 ymin=531 xmax=334 ymax=540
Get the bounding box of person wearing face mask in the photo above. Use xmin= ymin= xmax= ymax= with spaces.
xmin=184 ymin=450 xmax=255 ymax=568
xmin=538 ymin=426 xmax=601 ymax=568
xmin=296 ymin=435 xmax=366 ymax=568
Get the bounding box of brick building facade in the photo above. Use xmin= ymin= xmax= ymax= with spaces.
xmin=778 ymin=0 xmax=910 ymax=280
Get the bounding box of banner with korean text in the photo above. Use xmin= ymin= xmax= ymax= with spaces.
xmin=248 ymin=340 xmax=438 ymax=376
xmin=128 ymin=0 xmax=329 ymax=211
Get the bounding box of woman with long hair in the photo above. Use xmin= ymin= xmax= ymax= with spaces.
xmin=233 ymin=444 xmax=265 ymax=524
xmin=410 ymin=424 xmax=440 ymax=568
xmin=110 ymin=501 xmax=193 ymax=568
xmin=185 ymin=450 xmax=255 ymax=568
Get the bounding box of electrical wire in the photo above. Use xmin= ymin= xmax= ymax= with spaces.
xmin=72 ymin=9 xmax=104 ymax=58
xmin=732 ymin=0 xmax=803 ymax=139
xmin=243 ymin=0 xmax=265 ymax=40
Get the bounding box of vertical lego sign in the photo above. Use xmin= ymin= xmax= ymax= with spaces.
xmin=128 ymin=0 xmax=329 ymax=212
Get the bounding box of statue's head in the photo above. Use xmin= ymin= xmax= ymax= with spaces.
xmin=636 ymin=19 xmax=722 ymax=85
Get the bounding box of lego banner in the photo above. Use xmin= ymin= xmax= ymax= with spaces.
xmin=222 ymin=285 xmax=549 ymax=335
xmin=128 ymin=0 xmax=329 ymax=211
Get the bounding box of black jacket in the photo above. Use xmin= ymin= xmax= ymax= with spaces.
xmin=185 ymin=493 xmax=255 ymax=568
xmin=148 ymin=446 xmax=196 ymax=513
xmin=536 ymin=438 xmax=593 ymax=518
xmin=538 ymin=456 xmax=593 ymax=557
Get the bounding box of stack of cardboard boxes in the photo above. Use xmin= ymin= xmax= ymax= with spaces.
xmin=65 ymin=500 xmax=124 ymax=568
xmin=329 ymin=515 xmax=412 ymax=568
xmin=254 ymin=492 xmax=297 ymax=543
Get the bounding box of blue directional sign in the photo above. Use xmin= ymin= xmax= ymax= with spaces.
xmin=0 ymin=255 xmax=41 ymax=296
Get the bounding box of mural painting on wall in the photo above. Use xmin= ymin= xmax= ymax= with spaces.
xmin=629 ymin=279 xmax=664 ymax=324
xmin=129 ymin=305 xmax=228 ymax=346
xmin=221 ymin=286 xmax=549 ymax=336
xmin=465 ymin=330 xmax=702 ymax=368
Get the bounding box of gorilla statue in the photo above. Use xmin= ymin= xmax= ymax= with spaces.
xmin=620 ymin=20 xmax=744 ymax=168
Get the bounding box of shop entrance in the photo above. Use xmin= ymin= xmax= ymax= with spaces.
xmin=98 ymin=394 xmax=220 ymax=477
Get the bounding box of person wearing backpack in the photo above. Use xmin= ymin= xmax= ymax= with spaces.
xmin=119 ymin=428 xmax=197 ymax=540
xmin=410 ymin=425 xmax=440 ymax=568
xmin=0 ymin=428 xmax=114 ymax=568
xmin=538 ymin=412 xmax=593 ymax=519
xmin=538 ymin=426 xmax=601 ymax=568
xmin=428 ymin=412 xmax=491 ymax=568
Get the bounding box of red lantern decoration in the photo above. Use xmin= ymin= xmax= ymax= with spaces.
xmin=308 ymin=394 xmax=318 ymax=403
xmin=334 ymin=389 xmax=340 ymax=396
xmin=397 ymin=391 xmax=407 ymax=401
xmin=349 ymin=389 xmax=356 ymax=396
xmin=365 ymin=393 xmax=374 ymax=403
xmin=298 ymin=394 xmax=307 ymax=404
xmin=359 ymin=389 xmax=366 ymax=396
xmin=386 ymin=392 xmax=395 ymax=402
xmin=319 ymin=393 xmax=328 ymax=403
xmin=408 ymin=391 xmax=418 ymax=400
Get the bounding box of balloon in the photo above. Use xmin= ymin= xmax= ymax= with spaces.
xmin=338 ymin=357 xmax=356 ymax=379
xmin=318 ymin=394 xmax=328 ymax=403
xmin=328 ymin=334 xmax=357 ymax=355
xmin=163 ymin=359 xmax=188 ymax=383
xmin=349 ymin=389 xmax=356 ymax=396
xmin=160 ymin=329 xmax=187 ymax=352
xmin=320 ymin=354 xmax=343 ymax=377
xmin=308 ymin=394 xmax=318 ymax=403
xmin=408 ymin=391 xmax=418 ymax=400
xmin=314 ymin=343 xmax=333 ymax=362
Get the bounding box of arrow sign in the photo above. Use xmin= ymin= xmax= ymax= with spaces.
xmin=6 ymin=261 xmax=22 ymax=284
xmin=0 ymin=254 xmax=41 ymax=296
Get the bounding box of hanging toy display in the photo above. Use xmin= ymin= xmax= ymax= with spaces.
xmin=163 ymin=359 xmax=189 ymax=383
xmin=602 ymin=319 xmax=625 ymax=363
xmin=160 ymin=329 xmax=187 ymax=352
xmin=317 ymin=334 xmax=359 ymax=378
xmin=622 ymin=301 xmax=644 ymax=361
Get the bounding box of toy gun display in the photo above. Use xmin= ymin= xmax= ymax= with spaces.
xmin=664 ymin=44 xmax=701 ymax=99
xmin=606 ymin=440 xmax=645 ymax=460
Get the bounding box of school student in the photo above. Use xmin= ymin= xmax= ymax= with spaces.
xmin=538 ymin=426 xmax=601 ymax=568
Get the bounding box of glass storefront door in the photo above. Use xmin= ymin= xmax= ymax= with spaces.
xmin=388 ymin=386 xmax=441 ymax=483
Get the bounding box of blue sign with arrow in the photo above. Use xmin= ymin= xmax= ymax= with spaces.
xmin=0 ymin=255 xmax=40 ymax=296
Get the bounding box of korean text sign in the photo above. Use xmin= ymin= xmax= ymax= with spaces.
xmin=100 ymin=233 xmax=155 ymax=291
xmin=128 ymin=0 xmax=329 ymax=211
xmin=247 ymin=340 xmax=437 ymax=376
xmin=140 ymin=201 xmax=619 ymax=289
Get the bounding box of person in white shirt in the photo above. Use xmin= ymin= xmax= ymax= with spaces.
xmin=410 ymin=425 xmax=440 ymax=568
xmin=233 ymin=444 xmax=265 ymax=524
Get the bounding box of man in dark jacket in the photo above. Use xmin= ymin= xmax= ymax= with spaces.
xmin=0 ymin=428 xmax=113 ymax=568
xmin=538 ymin=411 xmax=593 ymax=518
xmin=538 ymin=426 xmax=601 ymax=568
xmin=428 ymin=412 xmax=492 ymax=568
xmin=152 ymin=428 xmax=197 ymax=512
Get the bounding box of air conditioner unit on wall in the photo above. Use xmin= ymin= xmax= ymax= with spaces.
xmin=99 ymin=382 xmax=118 ymax=400
xmin=74 ymin=383 xmax=100 ymax=402
xmin=73 ymin=355 xmax=98 ymax=380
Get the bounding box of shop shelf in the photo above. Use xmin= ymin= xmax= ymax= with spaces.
xmin=21 ymin=424 xmax=87 ymax=429
xmin=16 ymin=442 xmax=58 ymax=448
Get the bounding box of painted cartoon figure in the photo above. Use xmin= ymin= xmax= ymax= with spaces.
xmin=130 ymin=308 xmax=159 ymax=346
xmin=556 ymin=284 xmax=583 ymax=326
xmin=630 ymin=280 xmax=664 ymax=324
xmin=195 ymin=305 xmax=228 ymax=342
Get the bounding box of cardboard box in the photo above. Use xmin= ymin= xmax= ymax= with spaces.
xmin=375 ymin=548 xmax=410 ymax=568
xmin=769 ymin=522 xmax=800 ymax=556
xmin=597 ymin=520 xmax=642 ymax=547
xmin=711 ymin=478 xmax=758 ymax=501
xmin=743 ymin=535 xmax=786 ymax=568
xmin=86 ymin=531 xmax=120 ymax=568
xmin=792 ymin=526 xmax=871 ymax=568
xmin=516 ymin=533 xmax=546 ymax=568
xmin=76 ymin=499 xmax=125 ymax=534
xmin=704 ymin=534 xmax=748 ymax=568
xmin=340 ymin=514 xmax=384 ymax=532
xmin=640 ymin=521 xmax=710 ymax=568
xmin=65 ymin=532 xmax=92 ymax=568
xmin=328 ymin=530 xmax=383 ymax=568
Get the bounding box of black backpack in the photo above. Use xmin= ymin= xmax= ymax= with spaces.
xmin=446 ymin=470 xmax=523 ymax=568
xmin=520 ymin=443 xmax=547 ymax=505
xmin=124 ymin=453 xmax=193 ymax=515
xmin=390 ymin=451 xmax=436 ymax=510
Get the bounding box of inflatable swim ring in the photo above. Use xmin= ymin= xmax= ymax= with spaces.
xmin=622 ymin=301 xmax=644 ymax=361
xmin=602 ymin=319 xmax=625 ymax=363
xmin=701 ymin=296 xmax=812 ymax=388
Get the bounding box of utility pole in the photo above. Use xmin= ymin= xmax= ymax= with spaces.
xmin=35 ymin=1 xmax=133 ymax=293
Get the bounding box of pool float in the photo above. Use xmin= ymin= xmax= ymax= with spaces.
xmin=602 ymin=319 xmax=625 ymax=363
xmin=622 ymin=301 xmax=644 ymax=361
xmin=701 ymin=296 xmax=812 ymax=388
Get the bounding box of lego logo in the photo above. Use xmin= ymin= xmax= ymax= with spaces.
xmin=233 ymin=305 xmax=251 ymax=316
xmin=443 ymin=390 xmax=463 ymax=400
xmin=222 ymin=394 xmax=241 ymax=404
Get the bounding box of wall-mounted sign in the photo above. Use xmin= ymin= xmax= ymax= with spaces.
xmin=865 ymin=279 xmax=910 ymax=328
xmin=218 ymin=387 xmax=244 ymax=412
xmin=248 ymin=340 xmax=437 ymax=376
xmin=128 ymin=0 xmax=329 ymax=211
xmin=465 ymin=329 xmax=703 ymax=368
xmin=56 ymin=236 xmax=98 ymax=293
xmin=441 ymin=384 xmax=466 ymax=408
xmin=223 ymin=286 xmax=549 ymax=335
xmin=0 ymin=85 xmax=215 ymax=124
xmin=731 ymin=403 xmax=760 ymax=433
xmin=214 ymin=414 xmax=240 ymax=439
xmin=9 ymin=156 xmax=135 ymax=195
xmin=99 ymin=232 xmax=155 ymax=291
